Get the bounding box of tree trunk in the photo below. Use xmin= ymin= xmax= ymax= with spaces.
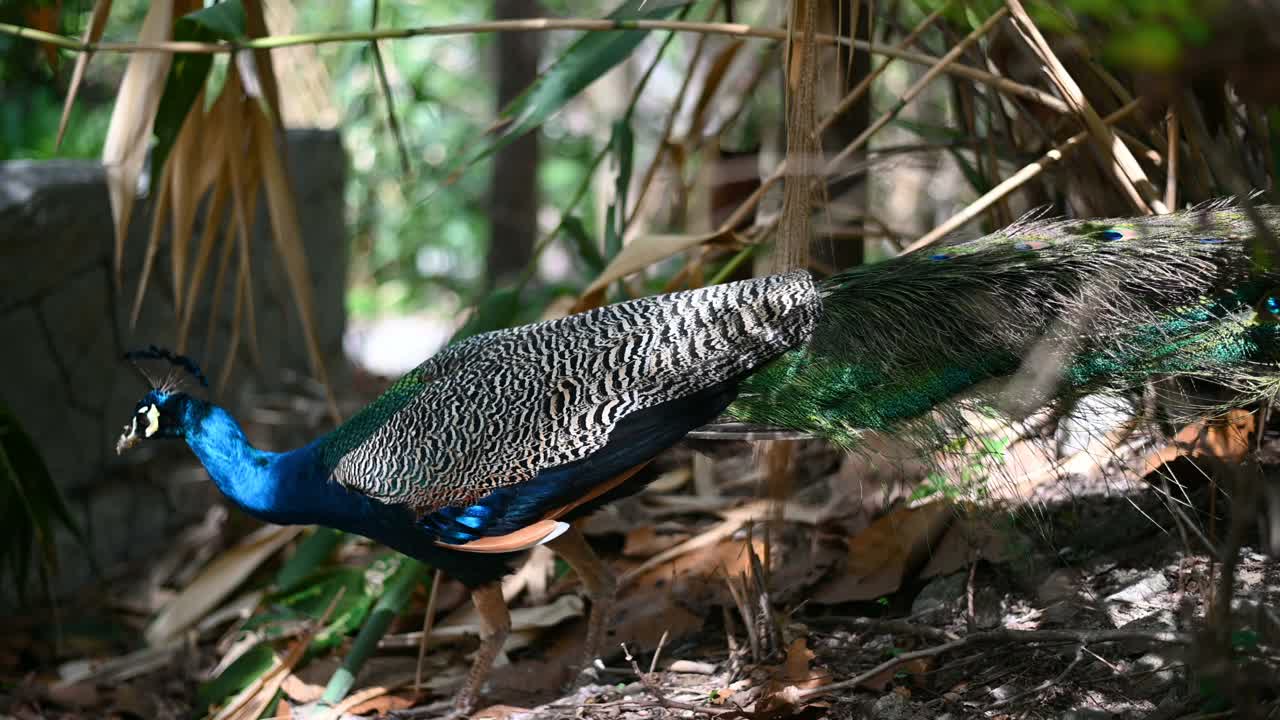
xmin=487 ymin=0 xmax=543 ymax=285
xmin=813 ymin=0 xmax=871 ymax=273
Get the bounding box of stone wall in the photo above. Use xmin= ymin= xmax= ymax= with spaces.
xmin=0 ymin=129 xmax=348 ymax=604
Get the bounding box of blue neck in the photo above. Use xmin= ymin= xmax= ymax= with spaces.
xmin=183 ymin=400 xmax=352 ymax=526
xmin=180 ymin=400 xmax=457 ymax=566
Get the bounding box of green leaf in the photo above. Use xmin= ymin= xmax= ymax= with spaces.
xmin=562 ymin=215 xmax=606 ymax=274
xmin=946 ymin=147 xmax=989 ymax=197
xmin=245 ymin=554 xmax=404 ymax=651
xmin=321 ymin=557 xmax=427 ymax=705
xmin=1103 ymin=25 xmax=1182 ymax=71
xmin=196 ymin=642 xmax=276 ymax=714
xmin=273 ymin=527 xmax=344 ymax=594
xmin=449 ymin=0 xmax=687 ymax=180
xmin=0 ymin=400 xmax=83 ymax=600
xmin=1231 ymin=629 xmax=1260 ymax=652
xmin=183 ymin=1 xmax=248 ymax=39
xmin=0 ymin=447 xmax=36 ymax=600
xmin=609 ymin=118 xmax=635 ymax=255
xmin=604 ymin=205 xmax=621 ymax=260
xmin=149 ymin=1 xmax=248 ymax=180
xmin=890 ymin=118 xmax=996 ymax=195
xmin=450 ymin=286 xmax=524 ymax=344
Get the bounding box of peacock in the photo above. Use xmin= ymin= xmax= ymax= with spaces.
xmin=116 ymin=205 xmax=1280 ymax=714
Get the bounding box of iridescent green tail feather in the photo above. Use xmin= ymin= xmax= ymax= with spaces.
xmin=729 ymin=206 xmax=1280 ymax=446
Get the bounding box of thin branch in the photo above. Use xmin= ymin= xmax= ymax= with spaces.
xmin=1005 ymin=0 xmax=1166 ymax=214
xmin=0 ymin=18 xmax=1067 ymax=112
xmin=624 ymin=2 xmax=715 ymax=230
xmin=990 ymin=645 xmax=1083 ymax=707
xmin=369 ymin=1 xmax=411 ymax=178
xmin=714 ymin=1 xmax=967 ymax=235
xmin=804 ymin=615 xmax=958 ymax=642
xmin=906 ymin=98 xmax=1144 ymax=251
xmin=520 ymin=9 xmax=686 ymax=291
xmin=1165 ymin=106 xmax=1180 ymax=210
xmin=621 ymin=642 xmax=742 ymax=717
xmin=797 ymin=626 xmax=1190 ymax=701
xmin=413 ymin=567 xmax=442 ymax=692
xmin=824 ymin=5 xmax=1009 ymax=180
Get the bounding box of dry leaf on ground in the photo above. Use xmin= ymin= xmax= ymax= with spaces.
xmin=146 ymin=525 xmax=302 ymax=645
xmin=813 ymin=502 xmax=953 ymax=604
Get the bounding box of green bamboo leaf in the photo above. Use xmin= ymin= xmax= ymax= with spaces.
xmin=607 ymin=118 xmax=635 ymax=257
xmin=321 ymin=557 xmax=427 ymax=705
xmin=252 ymin=554 xmax=398 ymax=650
xmin=0 ymin=450 xmax=36 ymax=599
xmin=890 ymin=118 xmax=990 ymax=195
xmin=1270 ymin=109 xmax=1280 ymax=191
xmin=195 ymin=642 xmax=276 ymax=714
xmin=450 ymin=286 xmax=523 ymax=344
xmin=0 ymin=409 xmax=82 ymax=543
xmin=604 ymin=205 xmax=621 ymax=260
xmin=0 ymin=400 xmax=83 ymax=600
xmin=273 ymin=527 xmax=344 ymax=594
xmin=149 ymin=0 xmax=247 ymax=180
xmin=563 ymin=215 xmax=606 ymax=274
xmin=449 ymin=0 xmax=687 ymax=180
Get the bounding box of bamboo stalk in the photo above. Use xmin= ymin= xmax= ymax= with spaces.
xmin=1005 ymin=0 xmax=1166 ymax=215
xmin=825 ymin=6 xmax=1009 ymax=181
xmin=624 ymin=2 xmax=718 ymax=230
xmin=714 ymin=2 xmax=956 ymax=235
xmin=321 ymin=558 xmax=427 ymax=705
xmin=1165 ymin=107 xmax=1180 ymax=210
xmin=906 ymin=98 xmax=1144 ymax=251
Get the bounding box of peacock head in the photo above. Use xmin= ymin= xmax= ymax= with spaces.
xmin=116 ymin=346 xmax=209 ymax=455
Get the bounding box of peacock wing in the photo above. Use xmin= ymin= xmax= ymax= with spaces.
xmin=319 ymin=271 xmax=821 ymax=520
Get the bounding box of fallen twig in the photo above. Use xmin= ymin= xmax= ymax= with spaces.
xmin=990 ymin=645 xmax=1083 ymax=707
xmin=621 ymin=643 xmax=748 ymax=718
xmin=804 ymin=616 xmax=958 ymax=643
xmin=797 ymin=627 xmax=1190 ymax=701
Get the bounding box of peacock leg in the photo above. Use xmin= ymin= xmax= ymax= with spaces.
xmin=546 ymin=525 xmax=617 ymax=683
xmin=453 ymin=582 xmax=511 ymax=715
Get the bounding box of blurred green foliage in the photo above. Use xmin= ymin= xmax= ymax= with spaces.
xmin=4 ymin=0 xmax=1235 ymax=326
xmin=0 ymin=0 xmax=646 ymax=321
xmin=0 ymin=399 xmax=85 ymax=602
xmin=299 ymin=1 xmax=642 ymax=320
xmin=926 ymin=0 xmax=1222 ymax=70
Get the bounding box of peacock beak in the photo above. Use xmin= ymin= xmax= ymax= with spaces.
xmin=116 ymin=426 xmax=141 ymax=455
xmin=117 ymin=403 xmax=161 ymax=454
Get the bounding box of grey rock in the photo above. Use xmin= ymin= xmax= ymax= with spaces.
xmin=971 ymin=586 xmax=1007 ymax=629
xmin=1115 ymin=608 xmax=1178 ymax=655
xmin=0 ymin=161 xmax=110 ymax=307
xmin=40 ymin=265 xmax=115 ymax=412
xmin=1106 ymin=571 xmax=1170 ymax=605
xmin=1106 ymin=571 xmax=1172 ymax=628
xmin=0 ymin=130 xmax=349 ymax=608
xmin=1129 ymin=652 xmax=1180 ymax=698
xmin=0 ymin=307 xmax=82 ymax=486
xmin=1055 ymin=393 xmax=1135 ymax=458
xmin=871 ymin=692 xmax=919 ymax=720
xmin=1038 ymin=567 xmax=1087 ymax=605
xmin=911 ymin=572 xmax=966 ymax=621
xmin=43 ymin=407 xmax=101 ymax=492
xmin=1061 ymin=710 xmax=1114 ymax=720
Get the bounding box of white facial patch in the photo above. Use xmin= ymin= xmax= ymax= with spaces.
xmin=144 ymin=404 xmax=160 ymax=437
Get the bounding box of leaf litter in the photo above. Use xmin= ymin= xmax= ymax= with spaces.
xmin=4 ymin=388 xmax=1280 ymax=720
